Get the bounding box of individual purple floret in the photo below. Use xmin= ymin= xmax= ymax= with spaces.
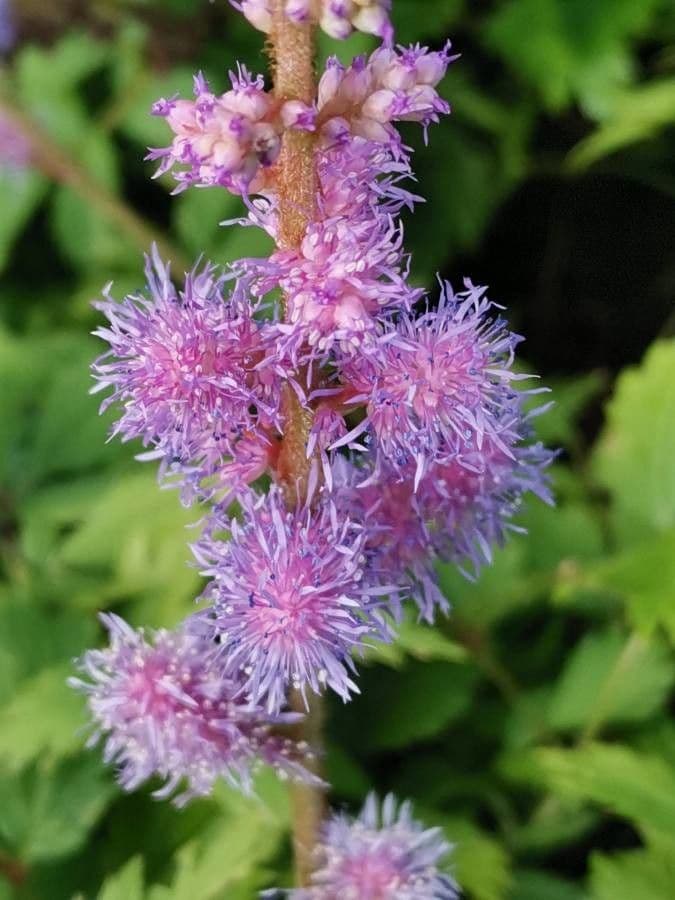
xmin=334 ymin=432 xmax=555 ymax=621
xmin=336 ymin=279 xmax=542 ymax=488
xmin=193 ymin=482 xmax=396 ymax=714
xmin=272 ymin=793 xmax=458 ymax=899
xmin=317 ymin=43 xmax=456 ymax=147
xmin=91 ymin=248 xmax=282 ymax=500
xmin=69 ymin=614 xmax=319 ymax=805
xmin=149 ymin=70 xmax=313 ymax=194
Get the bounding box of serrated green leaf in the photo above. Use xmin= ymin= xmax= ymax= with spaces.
xmin=98 ymin=857 xmax=144 ymax=900
xmin=146 ymin=791 xmax=284 ymax=900
xmin=0 ymin=597 xmax=97 ymax=704
xmin=50 ymin=132 xmax=137 ymax=271
xmin=57 ymin=471 xmax=201 ymax=626
xmin=529 ymin=372 xmax=605 ymax=447
xmin=589 ymin=848 xmax=675 ymax=900
xmin=532 ymin=743 xmax=675 ymax=842
xmin=592 ymin=340 xmax=675 ymax=544
xmin=0 ymin=663 xmax=85 ymax=771
xmin=0 ymin=756 xmax=114 ymax=863
xmin=521 ymin=501 xmax=605 ymax=574
xmin=439 ymin=540 xmax=528 ymax=626
xmin=173 ymin=188 xmax=241 ymax=257
xmin=546 ymin=630 xmax=674 ymax=733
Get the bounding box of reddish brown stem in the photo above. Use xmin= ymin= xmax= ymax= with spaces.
xmin=269 ymin=2 xmax=326 ymax=889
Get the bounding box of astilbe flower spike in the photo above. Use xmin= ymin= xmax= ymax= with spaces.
xmin=269 ymin=793 xmax=459 ymax=899
xmin=69 ymin=614 xmax=319 ymax=806
xmin=193 ymin=481 xmax=396 ymax=714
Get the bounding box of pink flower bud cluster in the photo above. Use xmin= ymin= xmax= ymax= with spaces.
xmin=151 ymin=44 xmax=454 ymax=196
xmin=234 ymin=0 xmax=393 ymax=41
xmin=317 ymin=43 xmax=456 ymax=144
xmin=149 ymin=69 xmax=314 ymax=193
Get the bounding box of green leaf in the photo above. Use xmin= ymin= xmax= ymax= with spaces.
xmin=592 ymin=340 xmax=675 ymax=544
xmin=50 ymin=131 xmax=137 ymax=272
xmin=510 ymin=869 xmax=589 ymax=900
xmin=0 ymin=663 xmax=85 ymax=771
xmin=57 ymin=470 xmax=201 ymax=626
xmin=546 ymin=630 xmax=674 ymax=733
xmin=0 ymin=756 xmax=114 ymax=863
xmin=392 ymin=0 xmax=465 ymax=42
xmin=447 ymin=819 xmax=512 ymax=900
xmin=529 ymin=372 xmax=605 ymax=447
xmin=334 ymin=659 xmax=478 ymax=752
xmin=366 ymin=614 xmax=467 ymax=668
xmin=16 ymin=34 xmax=108 ymax=146
xmin=439 ymin=540 xmax=529 ymax=627
xmin=98 ymin=857 xmax=144 ymax=900
xmin=555 ymin=531 xmax=675 ymax=640
xmin=174 ymin=188 xmax=241 ymax=257
xmin=0 ymin=169 xmax=48 ymax=274
xmin=324 ymin=743 xmax=370 ymax=801
xmin=521 ymin=501 xmax=605 ymax=574
xmin=531 ymin=743 xmax=675 ymax=843
xmin=21 ymin=337 xmax=127 ymax=482
xmin=484 ymin=0 xmax=573 ymax=110
xmin=0 ymin=597 xmax=97 ymax=704
xmin=483 ymin=0 xmax=665 ymax=115
xmin=569 ymin=80 xmax=675 ymax=170
xmin=589 ymin=848 xmax=675 ymax=900
xmin=147 ymin=790 xmax=285 ymax=900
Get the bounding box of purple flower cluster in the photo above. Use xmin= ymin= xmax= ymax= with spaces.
xmin=234 ymin=0 xmax=393 ymax=41
xmin=278 ymin=793 xmax=458 ymax=899
xmin=75 ymin=0 xmax=552 ymax=840
xmin=91 ymin=247 xmax=286 ymax=503
xmin=194 ymin=482 xmax=395 ymax=713
xmin=150 ymin=69 xmax=314 ymax=194
xmin=69 ymin=614 xmax=319 ymax=805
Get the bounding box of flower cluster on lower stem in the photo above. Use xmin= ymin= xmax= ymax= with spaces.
xmin=266 ymin=793 xmax=459 ymax=899
xmin=69 ymin=614 xmax=320 ymax=806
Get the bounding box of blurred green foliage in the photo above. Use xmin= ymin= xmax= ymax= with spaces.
xmin=0 ymin=0 xmax=674 ymax=897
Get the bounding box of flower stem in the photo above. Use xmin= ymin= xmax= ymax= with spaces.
xmin=0 ymin=97 xmax=190 ymax=275
xmin=270 ymin=3 xmax=326 ymax=887
xmin=271 ymin=2 xmax=318 ymax=507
